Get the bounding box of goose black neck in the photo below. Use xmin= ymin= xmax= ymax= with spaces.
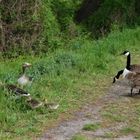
xmin=116 ymin=70 xmax=124 ymax=79
xmin=126 ymin=53 xmax=131 ymax=70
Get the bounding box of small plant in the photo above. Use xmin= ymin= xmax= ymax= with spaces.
xmin=54 ymin=52 xmax=78 ymax=68
xmin=120 ymin=127 xmax=136 ymax=134
xmin=104 ymin=132 xmax=115 ymax=138
xmin=82 ymin=123 xmax=100 ymax=131
xmin=71 ymin=134 xmax=87 ymax=140
xmin=102 ymin=111 xmax=125 ymax=122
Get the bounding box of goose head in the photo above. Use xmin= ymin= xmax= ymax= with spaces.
xmin=22 ymin=62 xmax=32 ymax=68
xmin=120 ymin=51 xmax=130 ymax=56
xmin=22 ymin=62 xmax=32 ymax=74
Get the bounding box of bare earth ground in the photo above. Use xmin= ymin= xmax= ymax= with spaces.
xmin=39 ymin=80 xmax=139 ymax=140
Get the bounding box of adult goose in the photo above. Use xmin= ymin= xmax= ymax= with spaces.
xmin=113 ymin=51 xmax=140 ymax=83
xmin=18 ymin=62 xmax=33 ymax=88
xmin=0 ymin=82 xmax=30 ymax=97
xmin=6 ymin=84 xmax=30 ymax=97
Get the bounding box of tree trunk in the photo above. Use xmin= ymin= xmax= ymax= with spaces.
xmin=135 ymin=0 xmax=140 ymax=15
xmin=75 ymin=0 xmax=103 ymax=22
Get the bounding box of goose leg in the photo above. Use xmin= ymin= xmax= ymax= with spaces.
xmin=139 ymin=89 xmax=140 ymax=94
xmin=130 ymin=88 xmax=133 ymax=96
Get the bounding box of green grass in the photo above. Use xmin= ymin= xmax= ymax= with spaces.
xmin=102 ymin=111 xmax=126 ymax=122
xmin=0 ymin=27 xmax=140 ymax=139
xmin=71 ymin=134 xmax=87 ymax=140
xmin=82 ymin=123 xmax=101 ymax=131
xmin=104 ymin=132 xmax=116 ymax=138
xmin=120 ymin=127 xmax=136 ymax=134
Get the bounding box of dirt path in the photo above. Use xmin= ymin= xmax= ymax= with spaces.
xmin=39 ymin=80 xmax=138 ymax=140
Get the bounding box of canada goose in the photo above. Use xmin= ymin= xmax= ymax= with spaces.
xmin=44 ymin=99 xmax=59 ymax=110
xmin=17 ymin=62 xmax=33 ymax=88
xmin=121 ymin=50 xmax=140 ymax=72
xmin=113 ymin=51 xmax=140 ymax=83
xmin=6 ymin=84 xmax=30 ymax=97
xmin=26 ymin=97 xmax=43 ymax=109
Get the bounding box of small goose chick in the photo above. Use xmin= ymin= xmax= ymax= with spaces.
xmin=44 ymin=99 xmax=59 ymax=110
xmin=18 ymin=62 xmax=32 ymax=88
xmin=26 ymin=97 xmax=43 ymax=109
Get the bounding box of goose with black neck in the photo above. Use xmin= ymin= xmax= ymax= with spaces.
xmin=113 ymin=51 xmax=140 ymax=83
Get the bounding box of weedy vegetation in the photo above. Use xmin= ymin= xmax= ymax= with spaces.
xmin=0 ymin=27 xmax=140 ymax=139
xmin=0 ymin=0 xmax=140 ymax=139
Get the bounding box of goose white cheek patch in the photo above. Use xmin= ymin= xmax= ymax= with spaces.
xmin=125 ymin=52 xmax=130 ymax=56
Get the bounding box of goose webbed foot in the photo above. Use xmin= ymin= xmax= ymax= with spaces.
xmin=130 ymin=88 xmax=133 ymax=97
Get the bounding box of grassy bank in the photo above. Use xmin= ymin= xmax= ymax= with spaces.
xmin=0 ymin=27 xmax=140 ymax=139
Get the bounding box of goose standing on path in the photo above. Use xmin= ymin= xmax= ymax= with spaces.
xmin=113 ymin=51 xmax=140 ymax=83
xmin=18 ymin=62 xmax=33 ymax=88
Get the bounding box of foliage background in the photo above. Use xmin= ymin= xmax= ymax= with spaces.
xmin=0 ymin=0 xmax=139 ymax=57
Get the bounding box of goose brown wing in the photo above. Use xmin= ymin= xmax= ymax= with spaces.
xmin=129 ymin=73 xmax=140 ymax=86
xmin=130 ymin=65 xmax=140 ymax=72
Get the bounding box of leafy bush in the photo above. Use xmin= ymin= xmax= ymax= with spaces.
xmin=78 ymin=0 xmax=139 ymax=37
xmin=0 ymin=0 xmax=139 ymax=57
